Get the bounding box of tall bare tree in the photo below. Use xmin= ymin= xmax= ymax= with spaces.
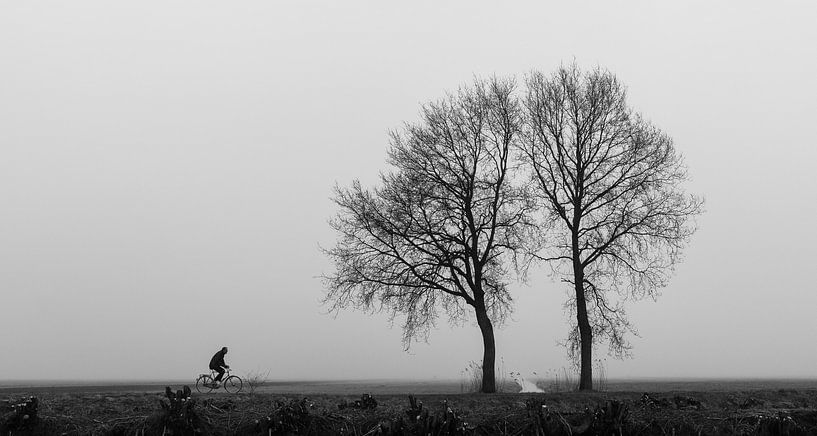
xmin=520 ymin=65 xmax=703 ymax=390
xmin=323 ymin=77 xmax=529 ymax=393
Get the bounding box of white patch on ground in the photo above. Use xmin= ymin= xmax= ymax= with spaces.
xmin=512 ymin=374 xmax=544 ymax=393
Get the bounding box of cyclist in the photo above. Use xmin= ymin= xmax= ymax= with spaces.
xmin=209 ymin=346 xmax=230 ymax=387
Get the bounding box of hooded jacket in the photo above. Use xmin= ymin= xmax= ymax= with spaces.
xmin=209 ymin=349 xmax=227 ymax=369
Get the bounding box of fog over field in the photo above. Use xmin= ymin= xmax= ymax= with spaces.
xmin=1 ymin=2 xmax=815 ymax=382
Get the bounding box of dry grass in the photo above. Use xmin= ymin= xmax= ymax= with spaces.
xmin=459 ymin=358 xmax=517 ymax=393
xmin=534 ymin=360 xmax=609 ymax=393
xmin=242 ymin=369 xmax=270 ymax=395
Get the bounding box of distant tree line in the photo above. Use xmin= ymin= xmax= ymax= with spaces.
xmin=323 ymin=63 xmax=703 ymax=393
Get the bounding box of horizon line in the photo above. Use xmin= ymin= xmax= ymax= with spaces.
xmin=3 ymin=375 xmax=817 ymax=386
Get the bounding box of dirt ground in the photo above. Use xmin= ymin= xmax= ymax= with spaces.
xmin=2 ymin=385 xmax=817 ymax=435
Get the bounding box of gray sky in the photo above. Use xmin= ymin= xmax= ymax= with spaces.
xmin=1 ymin=1 xmax=816 ymax=382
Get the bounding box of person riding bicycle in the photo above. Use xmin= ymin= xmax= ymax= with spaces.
xmin=209 ymin=346 xmax=230 ymax=387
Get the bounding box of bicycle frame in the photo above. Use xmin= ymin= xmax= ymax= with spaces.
xmin=209 ymin=367 xmax=232 ymax=379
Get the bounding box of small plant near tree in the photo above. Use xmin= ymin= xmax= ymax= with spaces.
xmin=459 ymin=361 xmax=484 ymax=394
xmin=535 ymin=367 xmax=577 ymax=393
xmin=593 ymin=359 xmax=608 ymax=392
xmin=534 ymin=360 xmax=607 ymax=393
xmin=460 ymin=358 xmax=513 ymax=393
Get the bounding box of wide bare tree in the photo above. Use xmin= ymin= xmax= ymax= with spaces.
xmin=520 ymin=65 xmax=703 ymax=390
xmin=324 ymin=77 xmax=529 ymax=393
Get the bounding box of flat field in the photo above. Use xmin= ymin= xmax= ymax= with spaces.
xmin=1 ymin=379 xmax=816 ymax=435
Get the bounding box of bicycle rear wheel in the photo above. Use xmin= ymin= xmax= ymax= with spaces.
xmin=196 ymin=375 xmax=215 ymax=393
xmin=223 ymin=375 xmax=243 ymax=393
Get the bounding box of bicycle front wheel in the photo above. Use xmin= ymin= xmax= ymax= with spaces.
xmin=196 ymin=375 xmax=215 ymax=394
xmin=223 ymin=375 xmax=243 ymax=393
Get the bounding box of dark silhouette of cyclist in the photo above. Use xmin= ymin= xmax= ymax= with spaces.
xmin=209 ymin=346 xmax=230 ymax=386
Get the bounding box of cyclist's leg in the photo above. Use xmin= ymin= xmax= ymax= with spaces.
xmin=213 ymin=366 xmax=225 ymax=383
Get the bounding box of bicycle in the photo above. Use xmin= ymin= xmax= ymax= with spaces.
xmin=195 ymin=368 xmax=243 ymax=394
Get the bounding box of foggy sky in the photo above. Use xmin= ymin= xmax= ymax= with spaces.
xmin=1 ymin=1 xmax=816 ymax=382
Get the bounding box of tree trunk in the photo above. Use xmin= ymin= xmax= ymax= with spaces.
xmin=573 ymin=229 xmax=593 ymax=391
xmin=575 ymin=277 xmax=593 ymax=391
xmin=475 ymin=307 xmax=497 ymax=393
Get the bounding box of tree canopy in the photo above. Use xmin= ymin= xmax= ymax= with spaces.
xmin=520 ymin=64 xmax=703 ymax=390
xmin=324 ymin=77 xmax=531 ymax=393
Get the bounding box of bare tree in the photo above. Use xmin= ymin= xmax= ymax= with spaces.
xmin=323 ymin=77 xmax=530 ymax=393
xmin=520 ymin=64 xmax=703 ymax=391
